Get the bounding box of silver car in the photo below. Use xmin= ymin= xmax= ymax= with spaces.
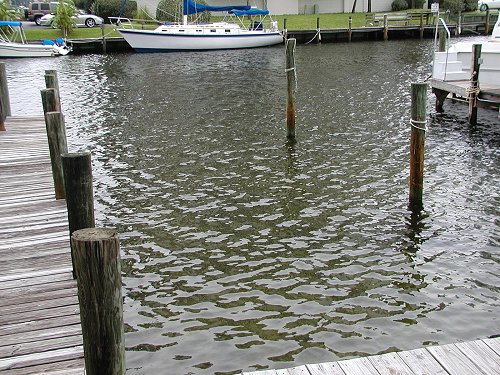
xmin=478 ymin=0 xmax=500 ymax=10
xmin=40 ymin=10 xmax=104 ymax=28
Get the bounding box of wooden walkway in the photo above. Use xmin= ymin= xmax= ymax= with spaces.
xmin=0 ymin=116 xmax=84 ymax=374
xmin=243 ymin=337 xmax=500 ymax=375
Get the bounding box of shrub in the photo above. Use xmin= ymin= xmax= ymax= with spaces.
xmin=415 ymin=0 xmax=426 ymax=8
xmin=391 ymin=0 xmax=409 ymax=11
xmin=94 ymin=0 xmax=137 ymax=22
xmin=54 ymin=0 xmax=77 ymax=37
xmin=441 ymin=0 xmax=463 ymax=15
xmin=463 ymin=0 xmax=477 ymax=11
xmin=156 ymin=0 xmax=210 ymax=23
xmin=73 ymin=0 xmax=93 ymax=12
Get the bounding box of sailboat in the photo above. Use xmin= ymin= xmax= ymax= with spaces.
xmin=116 ymin=0 xmax=284 ymax=52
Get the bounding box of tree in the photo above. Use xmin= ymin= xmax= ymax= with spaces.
xmin=53 ymin=0 xmax=77 ymax=38
xmin=0 ymin=0 xmax=16 ymax=20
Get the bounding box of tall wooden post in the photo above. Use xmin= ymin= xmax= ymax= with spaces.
xmin=71 ymin=228 xmax=125 ymax=375
xmin=283 ymin=18 xmax=288 ymax=39
xmin=419 ymin=13 xmax=424 ymax=39
xmin=348 ymin=17 xmax=353 ymax=42
xmin=45 ymin=69 xmax=61 ymax=112
xmin=438 ymin=28 xmax=446 ymax=52
xmin=409 ymin=82 xmax=428 ymax=211
xmin=285 ymin=38 xmax=297 ymax=140
xmin=315 ymin=17 xmax=321 ymax=43
xmin=383 ymin=14 xmax=389 ymax=41
xmin=101 ymin=24 xmax=107 ymax=53
xmin=0 ymin=63 xmax=11 ymax=131
xmin=41 ymin=88 xmax=58 ymax=114
xmin=468 ymin=44 xmax=482 ymax=126
xmin=62 ymin=151 xmax=96 ymax=278
xmin=45 ymin=112 xmax=68 ymax=199
xmin=485 ymin=10 xmax=491 ymax=35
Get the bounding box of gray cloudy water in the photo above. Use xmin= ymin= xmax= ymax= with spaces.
xmin=3 ymin=37 xmax=499 ymax=374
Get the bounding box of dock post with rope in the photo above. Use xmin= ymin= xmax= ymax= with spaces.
xmin=285 ymin=38 xmax=297 ymax=140
xmin=408 ymin=82 xmax=428 ymax=211
xmin=468 ymin=44 xmax=482 ymax=125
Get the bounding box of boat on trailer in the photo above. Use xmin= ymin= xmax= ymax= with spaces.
xmin=116 ymin=0 xmax=283 ymax=52
xmin=432 ymin=18 xmax=500 ymax=85
xmin=0 ymin=21 xmax=70 ymax=58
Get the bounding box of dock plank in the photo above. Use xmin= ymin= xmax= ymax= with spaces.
xmin=0 ymin=116 xmax=84 ymax=373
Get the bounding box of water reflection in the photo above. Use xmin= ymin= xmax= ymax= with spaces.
xmin=2 ymin=37 xmax=499 ymax=374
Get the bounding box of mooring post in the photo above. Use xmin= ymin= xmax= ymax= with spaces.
xmin=101 ymin=24 xmax=107 ymax=53
xmin=455 ymin=11 xmax=461 ymax=36
xmin=485 ymin=10 xmax=491 ymax=35
xmin=283 ymin=18 xmax=288 ymax=39
xmin=383 ymin=14 xmax=389 ymax=41
xmin=438 ymin=28 xmax=446 ymax=52
xmin=45 ymin=112 xmax=68 ymax=199
xmin=0 ymin=62 xmax=11 ymax=131
xmin=285 ymin=38 xmax=297 ymax=140
xmin=62 ymin=151 xmax=96 ymax=278
xmin=71 ymin=228 xmax=125 ymax=375
xmin=419 ymin=13 xmax=424 ymax=39
xmin=468 ymin=44 xmax=482 ymax=126
xmin=44 ymin=69 xmax=61 ymax=112
xmin=409 ymin=82 xmax=428 ymax=211
xmin=41 ymin=88 xmax=58 ymax=114
xmin=315 ymin=17 xmax=321 ymax=43
xmin=348 ymin=17 xmax=353 ymax=42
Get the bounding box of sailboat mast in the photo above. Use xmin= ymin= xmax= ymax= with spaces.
xmin=183 ymin=0 xmax=188 ymax=25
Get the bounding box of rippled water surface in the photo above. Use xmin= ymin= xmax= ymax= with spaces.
xmin=3 ymin=38 xmax=499 ymax=374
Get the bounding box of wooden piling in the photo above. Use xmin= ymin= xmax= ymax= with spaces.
xmin=101 ymin=24 xmax=107 ymax=53
xmin=438 ymin=28 xmax=446 ymax=52
xmin=409 ymin=82 xmax=428 ymax=211
xmin=348 ymin=17 xmax=353 ymax=42
xmin=468 ymin=44 xmax=482 ymax=126
xmin=315 ymin=17 xmax=321 ymax=43
xmin=45 ymin=69 xmax=61 ymax=112
xmin=45 ymin=111 xmax=68 ymax=199
xmin=283 ymin=18 xmax=288 ymax=39
xmin=41 ymin=88 xmax=58 ymax=114
xmin=71 ymin=228 xmax=125 ymax=375
xmin=62 ymin=151 xmax=96 ymax=278
xmin=383 ymin=14 xmax=388 ymax=41
xmin=0 ymin=62 xmax=11 ymax=131
xmin=455 ymin=11 xmax=461 ymax=36
xmin=419 ymin=13 xmax=424 ymax=39
xmin=485 ymin=10 xmax=491 ymax=35
xmin=285 ymin=38 xmax=297 ymax=140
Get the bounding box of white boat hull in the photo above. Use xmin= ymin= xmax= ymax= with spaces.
xmin=118 ymin=28 xmax=283 ymax=52
xmin=0 ymin=42 xmax=69 ymax=58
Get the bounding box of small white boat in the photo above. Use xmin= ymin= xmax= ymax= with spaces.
xmin=432 ymin=18 xmax=500 ymax=85
xmin=0 ymin=20 xmax=70 ymax=58
xmin=116 ymin=0 xmax=283 ymax=52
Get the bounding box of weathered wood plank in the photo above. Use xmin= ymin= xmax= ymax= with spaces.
xmin=427 ymin=343 xmax=484 ymax=374
xmin=0 ymin=314 xmax=81 ymax=337
xmin=0 ymin=346 xmax=83 ymax=371
xmin=337 ymin=357 xmax=380 ymax=375
xmin=276 ymin=365 xmax=310 ymax=374
xmin=0 ymin=334 xmax=83 ymax=359
xmin=484 ymin=337 xmax=500 ymax=356
xmin=0 ymin=279 xmax=76 ymax=300
xmin=306 ymin=361 xmax=346 ymax=375
xmin=0 ymin=304 xmax=80 ymax=326
xmin=0 ymin=283 xmax=77 ymax=307
xmin=0 ymin=296 xmax=78 ymax=317
xmin=367 ymin=352 xmax=414 ymax=375
xmin=398 ymin=347 xmax=448 ymax=375
xmin=0 ymin=268 xmax=73 ymax=288
xmin=0 ymin=324 xmax=81 ymax=347
xmin=455 ymin=339 xmax=500 ymax=374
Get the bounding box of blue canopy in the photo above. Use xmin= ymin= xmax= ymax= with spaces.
xmin=230 ymin=8 xmax=269 ymax=16
xmin=183 ymin=0 xmax=250 ymax=15
xmin=0 ymin=21 xmax=22 ymax=27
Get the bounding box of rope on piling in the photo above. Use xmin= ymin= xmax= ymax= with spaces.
xmin=410 ymin=118 xmax=428 ymax=132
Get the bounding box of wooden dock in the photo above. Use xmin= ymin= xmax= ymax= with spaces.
xmin=0 ymin=116 xmax=84 ymax=374
xmin=243 ymin=336 xmax=500 ymax=375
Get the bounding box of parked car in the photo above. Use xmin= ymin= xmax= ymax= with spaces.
xmin=40 ymin=10 xmax=104 ymax=28
xmin=478 ymin=0 xmax=500 ymax=10
xmin=27 ymin=1 xmax=59 ymax=25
